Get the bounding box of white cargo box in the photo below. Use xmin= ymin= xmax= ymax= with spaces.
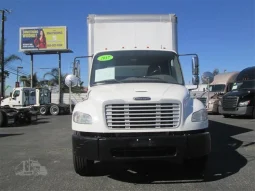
xmin=87 ymin=14 xmax=178 ymax=56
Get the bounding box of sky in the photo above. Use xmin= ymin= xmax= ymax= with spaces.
xmin=1 ymin=0 xmax=255 ymax=94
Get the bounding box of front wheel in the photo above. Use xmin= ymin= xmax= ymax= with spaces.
xmin=73 ymin=154 xmax=94 ymax=176
xmin=0 ymin=111 xmax=4 ymax=127
xmin=252 ymin=108 xmax=255 ymax=119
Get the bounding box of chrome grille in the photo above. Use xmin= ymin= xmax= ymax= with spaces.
xmin=222 ymin=96 xmax=238 ymax=108
xmin=197 ymin=97 xmax=207 ymax=106
xmin=105 ymin=103 xmax=181 ymax=129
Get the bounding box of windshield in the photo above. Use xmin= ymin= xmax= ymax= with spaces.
xmin=232 ymin=80 xmax=255 ymax=90
xmin=209 ymin=84 xmax=225 ymax=92
xmin=90 ymin=50 xmax=184 ymax=86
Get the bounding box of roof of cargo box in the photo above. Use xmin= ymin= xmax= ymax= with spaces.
xmin=87 ymin=14 xmax=177 ymax=24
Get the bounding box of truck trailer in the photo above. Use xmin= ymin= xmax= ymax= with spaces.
xmin=71 ymin=14 xmax=211 ymax=175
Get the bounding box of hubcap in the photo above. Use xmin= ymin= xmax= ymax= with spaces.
xmin=40 ymin=108 xmax=46 ymax=114
xmin=51 ymin=107 xmax=58 ymax=114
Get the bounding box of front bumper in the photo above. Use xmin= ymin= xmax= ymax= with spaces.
xmin=219 ymin=106 xmax=253 ymax=116
xmin=72 ymin=130 xmax=211 ymax=163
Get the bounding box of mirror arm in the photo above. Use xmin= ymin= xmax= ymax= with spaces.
xmin=188 ymin=84 xmax=199 ymax=91
xmin=73 ymin=55 xmax=93 ymax=76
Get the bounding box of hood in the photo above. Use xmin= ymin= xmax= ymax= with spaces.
xmin=0 ymin=97 xmax=11 ymax=106
xmin=87 ymin=83 xmax=188 ymax=102
xmin=224 ymin=89 xmax=255 ymax=97
xmin=197 ymin=91 xmax=221 ymax=99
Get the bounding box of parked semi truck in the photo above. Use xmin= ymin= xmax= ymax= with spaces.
xmin=219 ymin=66 xmax=255 ymax=118
xmin=1 ymin=87 xmax=71 ymax=115
xmin=72 ymin=14 xmax=211 ymax=175
xmin=197 ymin=72 xmax=239 ymax=114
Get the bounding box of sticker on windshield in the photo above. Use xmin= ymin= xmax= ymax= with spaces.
xmin=97 ymin=55 xmax=113 ymax=61
xmin=95 ymin=67 xmax=115 ymax=82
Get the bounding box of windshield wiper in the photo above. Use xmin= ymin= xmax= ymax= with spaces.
xmin=93 ymin=79 xmax=122 ymax=85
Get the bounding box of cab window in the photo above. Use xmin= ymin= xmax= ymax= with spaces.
xmin=13 ymin=90 xmax=20 ymax=97
xmin=30 ymin=91 xmax=35 ymax=96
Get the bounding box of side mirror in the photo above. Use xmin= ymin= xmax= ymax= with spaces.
xmin=192 ymin=75 xmax=199 ymax=85
xmin=192 ymin=56 xmax=199 ymax=76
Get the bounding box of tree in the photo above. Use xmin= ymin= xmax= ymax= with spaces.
xmin=212 ymin=68 xmax=219 ymax=76
xmin=43 ymin=68 xmax=62 ymax=86
xmin=23 ymin=73 xmax=40 ymax=87
xmin=43 ymin=67 xmax=86 ymax=93
xmin=0 ymin=39 xmax=22 ymax=81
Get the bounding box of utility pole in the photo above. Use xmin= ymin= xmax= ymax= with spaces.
xmin=0 ymin=9 xmax=11 ymax=98
xmin=17 ymin=66 xmax=23 ymax=82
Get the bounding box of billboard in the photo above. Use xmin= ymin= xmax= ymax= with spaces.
xmin=19 ymin=26 xmax=68 ymax=52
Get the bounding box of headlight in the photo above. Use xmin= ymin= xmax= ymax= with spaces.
xmin=73 ymin=111 xmax=92 ymax=124
xmin=192 ymin=109 xmax=208 ymax=122
xmin=239 ymin=100 xmax=250 ymax=107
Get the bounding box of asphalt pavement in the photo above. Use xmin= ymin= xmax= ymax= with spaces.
xmin=0 ymin=114 xmax=254 ymax=191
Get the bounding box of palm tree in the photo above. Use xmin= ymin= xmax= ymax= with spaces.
xmin=24 ymin=73 xmax=40 ymax=87
xmin=43 ymin=68 xmax=62 ymax=86
xmin=43 ymin=68 xmax=68 ymax=91
xmin=43 ymin=68 xmax=85 ymax=93
xmin=0 ymin=39 xmax=22 ymax=81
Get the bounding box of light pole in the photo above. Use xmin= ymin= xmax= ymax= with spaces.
xmin=17 ymin=66 xmax=23 ymax=82
xmin=0 ymin=9 xmax=11 ymax=98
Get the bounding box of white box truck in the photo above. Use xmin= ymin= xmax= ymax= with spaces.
xmin=72 ymin=14 xmax=211 ymax=175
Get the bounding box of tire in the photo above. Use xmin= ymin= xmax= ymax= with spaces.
xmin=39 ymin=106 xmax=48 ymax=115
xmin=184 ymin=155 xmax=208 ymax=173
xmin=0 ymin=111 xmax=4 ymax=127
xmin=252 ymin=108 xmax=255 ymax=119
xmin=223 ymin=114 xmax=231 ymax=118
xmin=73 ymin=154 xmax=94 ymax=176
xmin=26 ymin=114 xmax=32 ymax=124
xmin=2 ymin=112 xmax=8 ymax=127
xmin=50 ymin=105 xmax=60 ymax=116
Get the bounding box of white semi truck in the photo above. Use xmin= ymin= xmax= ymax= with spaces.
xmin=1 ymin=87 xmax=71 ymax=115
xmin=72 ymin=14 xmax=211 ymax=175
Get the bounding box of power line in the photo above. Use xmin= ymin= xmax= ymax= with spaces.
xmin=5 ymin=66 xmax=29 ymax=76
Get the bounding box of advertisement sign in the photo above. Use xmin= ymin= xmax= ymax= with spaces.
xmin=19 ymin=26 xmax=67 ymax=52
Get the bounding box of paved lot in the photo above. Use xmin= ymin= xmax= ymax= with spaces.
xmin=0 ymin=114 xmax=254 ymax=191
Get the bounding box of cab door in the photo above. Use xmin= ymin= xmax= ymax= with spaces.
xmin=11 ymin=89 xmax=22 ymax=107
xmin=29 ymin=90 xmax=36 ymax=105
xmin=23 ymin=89 xmax=30 ymax=106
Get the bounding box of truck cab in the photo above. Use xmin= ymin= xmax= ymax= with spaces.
xmin=199 ymin=72 xmax=239 ymax=114
xmin=219 ymin=66 xmax=255 ymax=118
xmin=1 ymin=87 xmax=36 ymax=108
